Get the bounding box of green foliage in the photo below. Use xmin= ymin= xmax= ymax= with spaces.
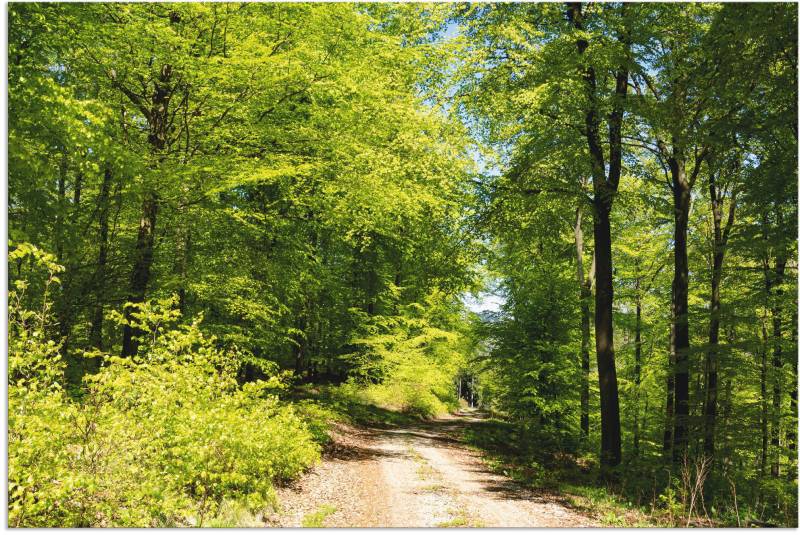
xmin=344 ymin=291 xmax=473 ymax=418
xmin=7 ymin=4 xmax=480 ymax=523
xmin=454 ymin=1 xmax=797 ymax=527
xmin=9 ymin=243 xmax=66 ymax=388
xmin=8 ymin=248 xmax=321 ymax=527
xmin=309 ymin=383 xmax=421 ymax=428
xmin=7 ymin=2 xmax=798 ymax=529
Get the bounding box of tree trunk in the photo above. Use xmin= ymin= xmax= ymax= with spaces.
xmin=89 ymin=167 xmax=113 ymax=355
xmin=121 ymin=191 xmax=159 ymax=356
xmin=664 ymin=323 xmax=675 ymax=455
xmin=703 ymin=271 xmax=722 ymax=457
xmin=294 ymin=296 xmax=315 ymax=379
xmin=293 ymin=341 xmax=305 ymax=378
xmin=703 ymin=174 xmax=736 ymax=459
xmin=56 ymin=150 xmax=67 ymax=263
xmin=720 ymin=377 xmax=733 ymax=468
xmin=770 ymin=256 xmax=786 ymax=477
xmin=55 ymin=150 xmax=68 ymax=336
xmin=54 ymin=149 xmax=76 ymax=369
xmin=670 ymin=155 xmax=691 ymax=464
xmin=633 ymin=276 xmax=642 ymax=457
xmin=788 ymin=308 xmax=797 ymax=480
xmin=760 ymin=318 xmax=769 ymax=477
xmin=594 ymin=204 xmax=622 ymax=467
xmin=73 ymin=172 xmax=83 ymax=208
xmin=567 ymin=1 xmax=628 ymax=469
xmin=574 ymin=205 xmax=592 ymax=439
xmin=120 ymin=63 xmax=172 ymax=356
xmin=356 ymin=238 xmax=379 ymax=316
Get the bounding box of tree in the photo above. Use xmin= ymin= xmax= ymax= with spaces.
xmin=565 ymin=2 xmax=630 ymax=468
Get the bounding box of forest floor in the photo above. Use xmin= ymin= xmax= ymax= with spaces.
xmin=265 ymin=409 xmax=598 ymax=527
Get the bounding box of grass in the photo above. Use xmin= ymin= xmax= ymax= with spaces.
xmin=436 ymin=516 xmax=470 ymax=528
xmin=408 ymin=447 xmax=439 ymax=481
xmin=416 ymin=463 xmax=438 ymax=480
xmin=560 ymin=484 xmax=654 ymax=527
xmin=205 ymin=500 xmax=263 ymax=528
xmin=436 ymin=507 xmax=486 ymax=528
xmin=301 ymin=504 xmax=337 ymax=528
xmin=420 ymin=483 xmax=448 ymax=493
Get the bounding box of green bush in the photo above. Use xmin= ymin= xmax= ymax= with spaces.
xmin=8 ymin=244 xmax=321 ymax=527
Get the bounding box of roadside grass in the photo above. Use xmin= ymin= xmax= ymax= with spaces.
xmin=458 ymin=416 xmax=795 ymax=527
xmin=458 ymin=416 xmax=660 ymax=527
xmin=559 ymin=484 xmax=655 ymax=527
xmin=206 ymin=500 xmax=263 ymax=528
xmin=301 ymin=504 xmax=337 ymax=528
xmin=420 ymin=483 xmax=448 ymax=493
xmin=436 ymin=507 xmax=485 ymax=528
xmin=436 ymin=515 xmax=470 ymax=528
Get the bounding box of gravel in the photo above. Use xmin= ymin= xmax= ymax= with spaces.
xmin=265 ymin=412 xmax=597 ymax=528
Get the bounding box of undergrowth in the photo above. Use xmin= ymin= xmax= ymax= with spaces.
xmin=8 ymin=245 xmax=326 ymax=527
xmin=459 ymin=415 xmax=798 ymax=527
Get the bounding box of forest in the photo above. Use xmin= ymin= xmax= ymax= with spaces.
xmin=7 ymin=2 xmax=798 ymax=528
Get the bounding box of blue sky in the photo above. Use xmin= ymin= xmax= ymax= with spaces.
xmin=463 ymin=291 xmax=504 ymax=313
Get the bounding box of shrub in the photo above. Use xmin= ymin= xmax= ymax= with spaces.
xmin=8 ymin=244 xmax=322 ymax=527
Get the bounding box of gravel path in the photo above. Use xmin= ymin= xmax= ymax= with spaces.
xmin=266 ymin=410 xmax=597 ymax=528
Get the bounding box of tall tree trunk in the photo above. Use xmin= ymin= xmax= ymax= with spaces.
xmin=55 ymin=149 xmax=67 ymax=320
xmin=54 ymin=149 xmax=76 ymax=365
xmin=703 ymin=224 xmax=723 ymax=460
xmin=356 ymin=237 xmax=379 ymax=316
xmin=670 ymin=154 xmax=691 ymax=464
xmin=664 ymin=327 xmax=675 ymax=455
xmin=293 ymin=306 xmax=308 ymax=378
xmin=121 ymin=191 xmax=159 ymax=356
xmin=594 ymin=204 xmax=622 ymax=467
xmin=703 ymin=174 xmax=736 ymax=459
xmin=567 ymin=1 xmax=628 ymax=469
xmin=120 ymin=63 xmax=172 ymax=356
xmin=788 ymin=308 xmax=797 ymax=480
xmin=73 ymin=171 xmax=83 ymax=208
xmin=574 ymin=205 xmax=593 ymax=439
xmin=580 ymin=290 xmax=592 ymax=438
xmin=770 ymin=256 xmax=786 ymax=477
xmin=56 ymin=150 xmax=67 ymax=263
xmin=89 ymin=167 xmax=113 ymax=353
xmin=633 ymin=274 xmax=642 ymax=457
xmin=721 ymin=377 xmax=733 ymax=469
xmin=760 ymin=318 xmax=770 ymax=477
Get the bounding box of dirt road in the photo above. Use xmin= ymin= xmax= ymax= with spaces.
xmin=266 ymin=410 xmax=597 ymax=527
